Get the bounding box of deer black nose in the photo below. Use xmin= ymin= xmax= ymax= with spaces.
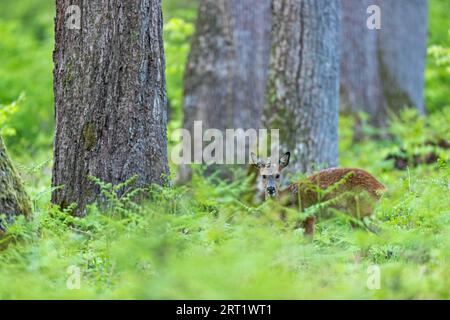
xmin=267 ymin=186 xmax=276 ymax=195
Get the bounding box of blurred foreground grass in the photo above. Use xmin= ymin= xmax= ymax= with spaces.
xmin=1 ymin=108 xmax=449 ymax=299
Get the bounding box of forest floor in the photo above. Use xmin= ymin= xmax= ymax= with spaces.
xmin=0 ymin=0 xmax=449 ymax=300
xmin=1 ymin=111 xmax=449 ymax=299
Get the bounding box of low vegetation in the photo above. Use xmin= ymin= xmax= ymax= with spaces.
xmin=0 ymin=0 xmax=448 ymax=299
xmin=0 ymin=108 xmax=448 ymax=299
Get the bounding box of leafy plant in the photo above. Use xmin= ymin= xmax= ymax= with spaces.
xmin=0 ymin=94 xmax=23 ymax=137
xmin=87 ymin=175 xmax=144 ymax=218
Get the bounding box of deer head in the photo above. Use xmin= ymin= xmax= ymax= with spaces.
xmin=250 ymin=152 xmax=290 ymax=199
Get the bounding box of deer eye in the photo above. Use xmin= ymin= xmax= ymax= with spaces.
xmin=262 ymin=175 xmax=267 ymax=179
xmin=275 ymin=174 xmax=280 ymax=179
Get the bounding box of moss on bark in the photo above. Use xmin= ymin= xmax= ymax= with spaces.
xmin=0 ymin=137 xmax=31 ymax=232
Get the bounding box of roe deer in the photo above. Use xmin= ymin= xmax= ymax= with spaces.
xmin=250 ymin=152 xmax=386 ymax=236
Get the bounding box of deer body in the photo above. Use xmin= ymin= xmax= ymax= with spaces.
xmin=251 ymin=153 xmax=386 ymax=236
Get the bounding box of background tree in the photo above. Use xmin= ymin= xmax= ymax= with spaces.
xmin=52 ymin=0 xmax=169 ymax=214
xmin=340 ymin=0 xmax=428 ymax=130
xmin=178 ymin=0 xmax=272 ymax=182
xmin=0 ymin=137 xmax=31 ymax=234
xmin=264 ymin=0 xmax=341 ymax=176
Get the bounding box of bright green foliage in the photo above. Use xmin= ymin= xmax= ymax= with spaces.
xmin=164 ymin=17 xmax=195 ymax=132
xmin=0 ymin=128 xmax=449 ymax=298
xmin=426 ymin=0 xmax=450 ymax=113
xmin=163 ymin=0 xmax=199 ymax=22
xmin=428 ymin=30 xmax=450 ymax=112
xmin=0 ymin=0 xmax=449 ymax=300
xmin=0 ymin=112 xmax=449 ymax=299
xmin=428 ymin=33 xmax=450 ymax=74
xmin=0 ymin=1 xmax=54 ymax=152
xmin=385 ymin=107 xmax=450 ymax=164
xmin=0 ymin=95 xmax=21 ymax=137
xmin=340 ymin=105 xmax=450 ymax=171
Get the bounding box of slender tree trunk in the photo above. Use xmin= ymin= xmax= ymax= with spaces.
xmin=0 ymin=137 xmax=31 ymax=233
xmin=52 ymin=0 xmax=169 ymax=214
xmin=264 ymin=0 xmax=341 ymax=176
xmin=178 ymin=0 xmax=272 ymax=182
xmin=340 ymin=0 xmax=428 ymax=129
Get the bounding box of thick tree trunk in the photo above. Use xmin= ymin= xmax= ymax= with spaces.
xmin=340 ymin=0 xmax=380 ymax=120
xmin=340 ymin=0 xmax=428 ymax=128
xmin=52 ymin=0 xmax=169 ymax=214
xmin=178 ymin=0 xmax=272 ymax=182
xmin=0 ymin=137 xmax=31 ymax=233
xmin=184 ymin=0 xmax=271 ymax=131
xmin=264 ymin=0 xmax=341 ymax=176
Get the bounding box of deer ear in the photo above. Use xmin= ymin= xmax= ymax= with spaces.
xmin=279 ymin=152 xmax=290 ymax=169
xmin=250 ymin=152 xmax=263 ymax=168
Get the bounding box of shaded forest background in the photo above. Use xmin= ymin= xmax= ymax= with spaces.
xmin=0 ymin=0 xmax=449 ymax=299
xmin=1 ymin=0 xmax=448 ymax=159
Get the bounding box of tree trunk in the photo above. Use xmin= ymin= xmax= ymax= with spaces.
xmin=340 ymin=0 xmax=428 ymax=129
xmin=264 ymin=0 xmax=341 ymax=176
xmin=178 ymin=0 xmax=272 ymax=182
xmin=52 ymin=0 xmax=169 ymax=214
xmin=0 ymin=137 xmax=31 ymax=233
xmin=340 ymin=0 xmax=380 ymax=120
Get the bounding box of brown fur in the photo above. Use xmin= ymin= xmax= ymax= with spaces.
xmin=281 ymin=168 xmax=386 ymax=235
xmin=250 ymin=152 xmax=386 ymax=236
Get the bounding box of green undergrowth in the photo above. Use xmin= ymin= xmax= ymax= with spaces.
xmin=1 ymin=108 xmax=449 ymax=299
xmin=0 ymin=0 xmax=449 ymax=300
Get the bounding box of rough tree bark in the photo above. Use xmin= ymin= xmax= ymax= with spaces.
xmin=0 ymin=137 xmax=31 ymax=233
xmin=178 ymin=0 xmax=272 ymax=182
xmin=264 ymin=0 xmax=341 ymax=176
xmin=340 ymin=0 xmax=428 ymax=129
xmin=52 ymin=0 xmax=169 ymax=214
xmin=340 ymin=0 xmax=380 ymax=122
